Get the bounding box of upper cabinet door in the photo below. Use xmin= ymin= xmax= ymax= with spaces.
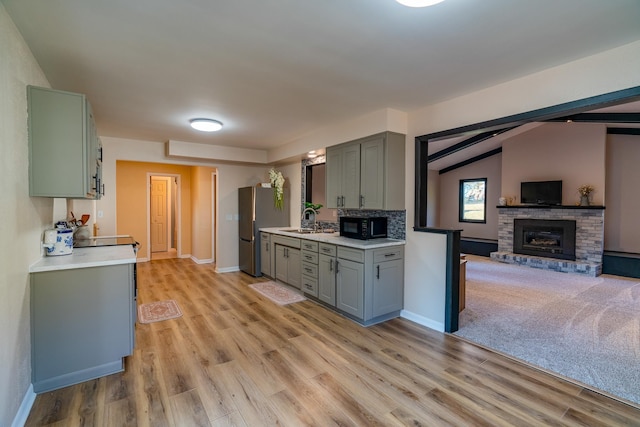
xmin=341 ymin=143 xmax=361 ymax=209
xmin=28 ymin=86 xmax=101 ymax=199
xmin=360 ymin=137 xmax=385 ymax=210
xmin=325 ymin=146 xmax=342 ymax=209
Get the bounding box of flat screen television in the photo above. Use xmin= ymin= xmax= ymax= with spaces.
xmin=520 ymin=180 xmax=562 ymax=205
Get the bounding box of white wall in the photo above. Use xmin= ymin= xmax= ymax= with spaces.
xmin=0 ymin=5 xmax=51 ymax=426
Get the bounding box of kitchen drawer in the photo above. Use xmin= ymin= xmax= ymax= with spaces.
xmin=302 ymin=251 xmax=318 ymax=264
xmin=301 ymin=275 xmax=318 ymax=297
xmin=319 ymin=243 xmax=336 ymax=256
xmin=260 ymin=232 xmax=271 ymax=241
xmin=373 ymin=247 xmax=404 ymax=263
xmin=337 ymin=246 xmax=364 ymax=263
xmin=302 ymin=262 xmax=318 ymax=277
xmin=301 ymin=240 xmax=318 ymax=252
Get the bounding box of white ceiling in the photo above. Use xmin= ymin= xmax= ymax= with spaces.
xmin=3 ymin=0 xmax=640 ymax=151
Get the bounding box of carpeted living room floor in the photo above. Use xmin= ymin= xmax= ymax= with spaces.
xmin=455 ymin=255 xmax=640 ymax=406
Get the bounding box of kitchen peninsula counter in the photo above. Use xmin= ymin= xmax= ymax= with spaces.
xmin=259 ymin=227 xmax=405 ymax=249
xmin=29 ymin=245 xmax=136 ymax=273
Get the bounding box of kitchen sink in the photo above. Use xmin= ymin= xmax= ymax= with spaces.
xmin=279 ymin=228 xmax=318 ymax=234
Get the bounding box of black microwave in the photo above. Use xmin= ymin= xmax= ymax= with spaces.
xmin=339 ymin=216 xmax=388 ymax=240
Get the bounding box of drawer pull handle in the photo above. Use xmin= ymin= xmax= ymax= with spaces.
xmin=305 ymin=268 xmax=313 ymax=273
xmin=385 ymin=253 xmax=396 ymax=257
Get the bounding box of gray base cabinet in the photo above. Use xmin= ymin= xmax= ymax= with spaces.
xmin=260 ymin=232 xmax=271 ymax=277
xmin=318 ymin=243 xmax=337 ymax=305
xmin=334 ymin=246 xmax=404 ymax=325
xmin=272 ymin=235 xmax=302 ymax=289
xmin=31 ymin=263 xmax=135 ymax=393
xmin=336 ymin=258 xmax=365 ymax=318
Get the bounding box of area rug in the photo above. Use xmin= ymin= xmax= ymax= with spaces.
xmin=249 ymin=281 xmax=306 ymax=305
xmin=138 ymin=300 xmax=183 ymax=324
xmin=455 ymin=256 xmax=640 ymax=405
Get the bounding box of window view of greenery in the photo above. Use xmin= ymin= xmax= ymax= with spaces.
xmin=459 ymin=178 xmax=487 ymax=223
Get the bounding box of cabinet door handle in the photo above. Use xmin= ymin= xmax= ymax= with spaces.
xmin=341 ymin=196 xmax=345 ymax=207
xmin=376 ymin=265 xmax=380 ymax=279
xmin=337 ymin=196 xmax=341 ymax=207
xmin=360 ymin=195 xmax=364 ymax=208
xmin=335 ymin=260 xmax=339 ymax=274
xmin=329 ymin=259 xmax=333 ymax=272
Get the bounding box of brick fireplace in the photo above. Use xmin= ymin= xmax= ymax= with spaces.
xmin=490 ymin=206 xmax=605 ymax=276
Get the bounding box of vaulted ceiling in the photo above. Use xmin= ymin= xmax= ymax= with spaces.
xmin=3 ymin=0 xmax=640 ymax=152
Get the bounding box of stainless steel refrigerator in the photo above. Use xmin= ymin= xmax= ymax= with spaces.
xmin=238 ymin=186 xmax=290 ymax=276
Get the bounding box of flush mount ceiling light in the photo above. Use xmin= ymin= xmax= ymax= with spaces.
xmin=190 ymin=118 xmax=223 ymax=132
xmin=396 ymin=0 xmax=446 ymax=7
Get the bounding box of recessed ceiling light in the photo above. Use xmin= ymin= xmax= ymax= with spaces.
xmin=396 ymin=0 xmax=446 ymax=7
xmin=190 ymin=118 xmax=223 ymax=132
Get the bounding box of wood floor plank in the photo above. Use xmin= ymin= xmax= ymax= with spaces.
xmin=25 ymin=258 xmax=640 ymax=426
xmin=169 ymin=388 xmax=211 ymax=427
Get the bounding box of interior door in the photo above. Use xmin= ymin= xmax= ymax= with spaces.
xmin=150 ymin=177 xmax=169 ymax=253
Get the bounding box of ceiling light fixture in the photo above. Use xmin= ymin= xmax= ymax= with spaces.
xmin=396 ymin=0 xmax=446 ymax=7
xmin=190 ymin=118 xmax=223 ymax=132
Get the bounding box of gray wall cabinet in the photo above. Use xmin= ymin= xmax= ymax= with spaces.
xmin=326 ymin=132 xmax=405 ymax=210
xmin=28 ymin=85 xmax=102 ymax=198
xmin=31 ymin=263 xmax=135 ymax=393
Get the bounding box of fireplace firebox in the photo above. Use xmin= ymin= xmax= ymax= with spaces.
xmin=513 ymin=219 xmax=576 ymax=261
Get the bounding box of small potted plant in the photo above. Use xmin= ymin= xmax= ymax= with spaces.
xmin=577 ymin=184 xmax=594 ymax=206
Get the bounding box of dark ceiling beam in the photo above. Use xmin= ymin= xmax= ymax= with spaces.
xmin=439 ymin=147 xmax=502 ymax=175
xmin=428 ymin=127 xmax=514 ymax=163
xmin=607 ymin=127 xmax=640 ymax=136
xmin=417 ymin=86 xmax=640 ymax=144
xmin=546 ymin=113 xmax=640 ymax=123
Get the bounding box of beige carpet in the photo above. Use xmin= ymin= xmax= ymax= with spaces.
xmin=455 ymin=255 xmax=640 ymax=405
xmin=138 ymin=300 xmax=183 ymax=323
xmin=249 ymin=281 xmax=306 ymax=305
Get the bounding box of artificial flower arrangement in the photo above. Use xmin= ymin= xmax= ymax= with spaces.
xmin=577 ymin=184 xmax=595 ymax=196
xmin=269 ymin=168 xmax=285 ymax=210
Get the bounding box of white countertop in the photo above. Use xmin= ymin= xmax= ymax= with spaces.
xmin=260 ymin=227 xmax=405 ymax=249
xmin=29 ymin=245 xmax=137 ymax=273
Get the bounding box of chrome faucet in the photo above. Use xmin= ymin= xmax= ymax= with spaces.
xmin=301 ymin=207 xmax=318 ymax=232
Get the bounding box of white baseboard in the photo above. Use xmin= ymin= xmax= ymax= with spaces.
xmin=137 ymin=257 xmax=149 ymax=262
xmin=216 ymin=266 xmax=240 ymax=273
xmin=191 ymin=256 xmax=213 ymax=264
xmin=12 ymin=384 xmax=36 ymax=427
xmin=400 ymin=310 xmax=444 ymax=332
xmin=179 ymin=253 xmax=191 ymax=259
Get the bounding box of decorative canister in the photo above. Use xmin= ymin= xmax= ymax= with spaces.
xmin=43 ymin=228 xmax=73 ymax=256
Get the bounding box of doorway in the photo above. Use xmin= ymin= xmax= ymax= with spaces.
xmin=149 ymin=175 xmax=178 ymax=260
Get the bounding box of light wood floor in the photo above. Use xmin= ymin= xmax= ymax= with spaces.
xmin=26 ymin=258 xmax=640 ymax=426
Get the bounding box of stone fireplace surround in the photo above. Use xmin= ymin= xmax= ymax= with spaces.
xmin=490 ymin=205 xmax=605 ymax=276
